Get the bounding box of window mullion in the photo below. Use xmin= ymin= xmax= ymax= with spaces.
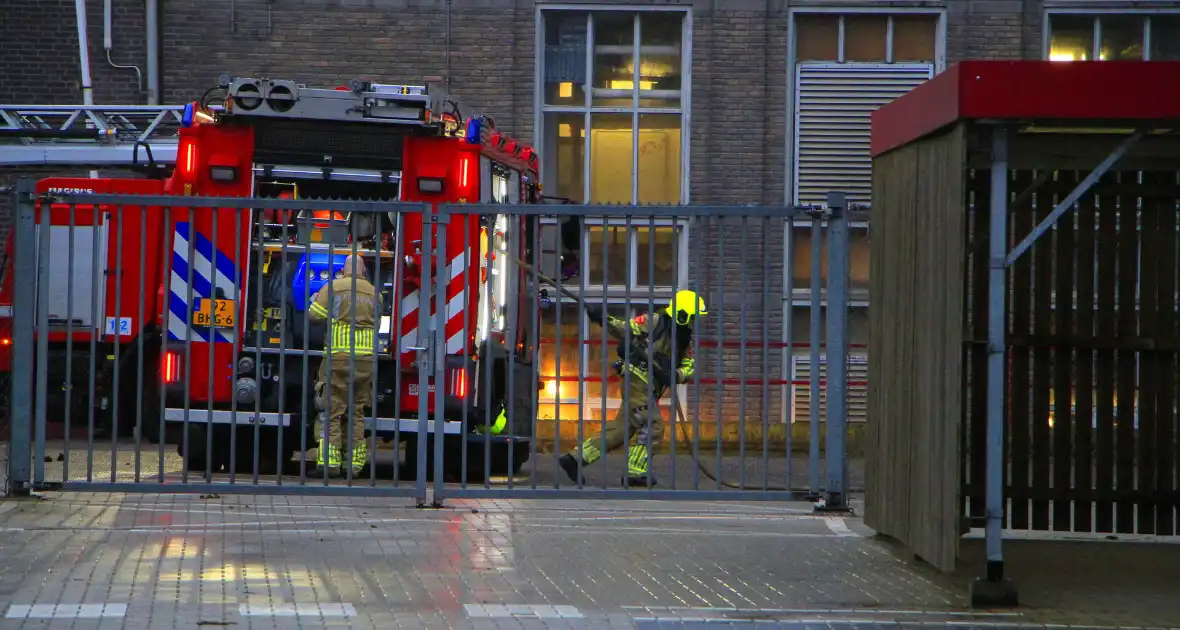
xmin=1145 ymin=15 xmax=1152 ymax=61
xmin=837 ymin=15 xmax=846 ymax=62
xmin=584 ymin=12 xmax=594 ymax=203
xmin=1093 ymin=16 xmax=1101 ymax=60
xmin=629 ymin=228 xmax=639 ymax=290
xmin=886 ymin=16 xmax=894 ymax=63
xmin=632 ymin=13 xmax=641 ymax=205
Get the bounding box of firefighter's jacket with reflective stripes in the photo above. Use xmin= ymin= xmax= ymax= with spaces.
xmin=308 ymin=275 xmax=378 ymax=355
xmin=605 ymin=311 xmax=695 ymax=391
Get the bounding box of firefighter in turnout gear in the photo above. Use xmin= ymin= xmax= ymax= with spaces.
xmin=308 ymin=255 xmax=378 ymax=477
xmin=558 ymin=290 xmax=706 ymax=487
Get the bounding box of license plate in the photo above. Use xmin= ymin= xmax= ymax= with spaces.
xmin=407 ymin=383 xmax=435 ymax=396
xmin=193 ymin=298 xmax=236 ymax=328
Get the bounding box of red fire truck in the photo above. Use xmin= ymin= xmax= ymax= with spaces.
xmin=0 ymin=76 xmax=545 ymax=478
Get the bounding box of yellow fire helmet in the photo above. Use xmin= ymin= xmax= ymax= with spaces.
xmin=666 ymin=290 xmax=708 ymax=325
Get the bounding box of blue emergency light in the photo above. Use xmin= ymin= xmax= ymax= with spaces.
xmin=181 ymin=102 xmax=195 ymax=128
xmin=290 ymin=252 xmax=349 ymax=311
xmin=464 ymin=118 xmax=481 ymax=144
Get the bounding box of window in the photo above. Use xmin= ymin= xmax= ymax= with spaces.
xmin=1046 ymin=13 xmax=1180 ymax=61
xmin=539 ymin=9 xmax=687 ymax=205
xmin=789 ymin=10 xmax=943 ymax=206
xmin=793 ymin=13 xmax=939 ymax=64
xmin=789 ymin=221 xmax=870 ymax=295
xmin=585 ymin=222 xmax=682 ymax=290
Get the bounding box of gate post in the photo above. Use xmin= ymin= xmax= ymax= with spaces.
xmin=970 ymin=125 xmax=1019 ymax=607
xmin=820 ymin=191 xmax=851 ymax=513
xmin=6 ymin=179 xmax=36 ymax=497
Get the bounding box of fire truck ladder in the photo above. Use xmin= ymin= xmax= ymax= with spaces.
xmin=0 ymin=104 xmax=185 ymax=166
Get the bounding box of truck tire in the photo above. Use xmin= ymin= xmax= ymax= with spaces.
xmin=179 ymin=424 xmax=231 ymax=473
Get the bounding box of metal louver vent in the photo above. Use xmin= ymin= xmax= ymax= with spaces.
xmin=791 ymin=354 xmax=868 ymax=423
xmin=793 ymin=63 xmax=934 ymax=206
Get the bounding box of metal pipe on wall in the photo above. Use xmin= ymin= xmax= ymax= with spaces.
xmin=104 ymin=0 xmax=145 ymax=100
xmin=146 ymin=0 xmax=160 ymax=105
xmin=74 ymin=0 xmax=99 ymax=179
xmin=75 ymin=0 xmax=95 ymax=106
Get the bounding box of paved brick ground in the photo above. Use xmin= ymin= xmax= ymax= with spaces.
xmin=3 ymin=441 xmax=1180 ymax=629
xmin=0 ymin=490 xmax=1178 ymax=629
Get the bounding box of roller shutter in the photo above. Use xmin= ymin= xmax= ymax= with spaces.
xmin=793 ymin=63 xmax=934 ymax=206
xmin=791 ymin=353 xmax=868 ymax=424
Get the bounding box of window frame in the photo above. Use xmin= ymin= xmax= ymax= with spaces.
xmin=784 ymin=6 xmax=948 ymax=211
xmin=1042 ymin=9 xmax=1180 ymax=61
xmin=786 ymin=218 xmax=871 ymax=309
xmin=534 ymin=5 xmax=693 ymax=206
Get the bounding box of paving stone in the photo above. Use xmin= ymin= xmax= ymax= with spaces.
xmin=0 ymin=490 xmax=1177 ymax=629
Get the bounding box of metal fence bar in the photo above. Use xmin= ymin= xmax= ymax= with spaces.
xmin=6 ymin=180 xmax=36 ymax=496
xmin=33 ymin=194 xmax=51 ymax=485
xmin=808 ymin=216 xmax=822 ymax=496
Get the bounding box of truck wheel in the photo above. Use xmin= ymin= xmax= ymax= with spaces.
xmin=179 ymin=424 xmax=230 ymax=473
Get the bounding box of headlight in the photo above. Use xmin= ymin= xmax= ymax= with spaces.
xmin=319 ymin=269 xmax=330 ymax=280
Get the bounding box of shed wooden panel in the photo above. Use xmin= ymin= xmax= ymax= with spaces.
xmin=866 ymin=122 xmax=967 ymax=572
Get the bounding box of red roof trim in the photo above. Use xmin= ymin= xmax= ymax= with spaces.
xmin=871 ymin=61 xmax=1180 ymax=157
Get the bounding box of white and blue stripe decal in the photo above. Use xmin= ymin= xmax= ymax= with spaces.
xmin=166 ymin=222 xmax=240 ymax=343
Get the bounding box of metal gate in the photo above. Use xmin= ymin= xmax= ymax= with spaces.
xmin=3 ymin=182 xmax=857 ymax=508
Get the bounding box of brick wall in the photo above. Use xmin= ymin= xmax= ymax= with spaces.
xmin=947 ymin=0 xmax=1043 ymax=63
xmin=0 ymin=0 xmax=147 ymax=105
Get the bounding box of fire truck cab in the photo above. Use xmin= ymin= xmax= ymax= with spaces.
xmin=0 ymin=76 xmax=545 ymax=479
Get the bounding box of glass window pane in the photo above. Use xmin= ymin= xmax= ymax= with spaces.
xmin=544 ymin=11 xmax=589 ymax=105
xmin=1049 ymin=15 xmax=1095 ymax=61
xmin=791 ymin=224 xmax=870 ymax=291
xmin=589 ymin=113 xmax=633 ymax=204
xmin=795 ymin=15 xmax=839 ymax=61
xmin=844 ymin=15 xmax=888 ymax=62
xmin=592 ymin=13 xmax=635 ymax=106
xmin=637 ymin=113 xmax=681 ymax=205
xmin=850 ymin=227 xmax=869 ymax=291
xmin=539 ymin=303 xmax=584 ymax=402
xmin=1151 ymin=15 xmax=1180 ymax=60
xmin=638 ymin=12 xmax=683 ymax=108
xmin=635 ymin=225 xmax=680 ymax=287
xmin=891 ymin=15 xmax=937 ymax=61
xmin=587 ymin=226 xmax=630 ymax=286
xmin=1099 ymin=15 xmax=1145 ymax=60
xmin=542 ymin=112 xmax=586 ymax=203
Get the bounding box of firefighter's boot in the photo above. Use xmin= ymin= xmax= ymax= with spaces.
xmin=315 ymin=439 xmax=344 ymax=478
xmin=558 ymin=454 xmax=585 ymax=485
xmin=348 ymin=444 xmax=370 ymax=477
xmin=623 ymin=443 xmax=657 ymax=487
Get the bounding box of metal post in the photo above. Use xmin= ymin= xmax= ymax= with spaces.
xmin=970 ymin=125 xmax=1019 ymax=607
xmin=6 ymin=180 xmax=36 ymax=496
xmin=820 ymin=191 xmax=850 ymax=512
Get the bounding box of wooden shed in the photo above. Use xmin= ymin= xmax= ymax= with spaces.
xmin=864 ymin=60 xmax=1180 ymax=600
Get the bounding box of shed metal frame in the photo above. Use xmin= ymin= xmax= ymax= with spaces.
xmin=868 ymin=60 xmax=1180 ymax=607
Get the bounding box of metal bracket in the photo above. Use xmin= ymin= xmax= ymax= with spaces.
xmin=1006 ymin=130 xmax=1144 ymax=266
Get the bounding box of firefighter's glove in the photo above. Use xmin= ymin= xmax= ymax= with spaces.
xmin=585 ymin=304 xmax=605 ymax=325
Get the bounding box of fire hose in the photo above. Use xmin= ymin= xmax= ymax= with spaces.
xmin=511 ymin=256 xmax=791 ymax=492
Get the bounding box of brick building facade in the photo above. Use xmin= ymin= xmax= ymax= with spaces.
xmin=2 ymin=0 xmax=1177 ymax=439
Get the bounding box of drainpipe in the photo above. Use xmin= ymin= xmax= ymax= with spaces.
xmin=75 ymin=0 xmax=95 ymax=107
xmin=146 ymin=0 xmax=160 ymax=104
xmin=104 ymin=0 xmax=144 ymax=100
xmin=74 ymin=0 xmax=99 ymax=179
